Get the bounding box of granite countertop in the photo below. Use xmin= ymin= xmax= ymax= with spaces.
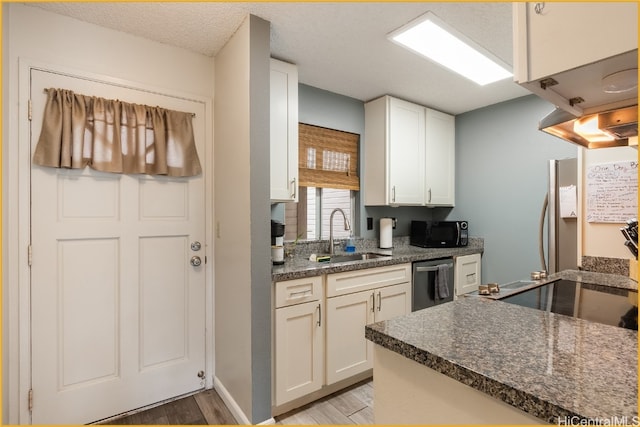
xmin=272 ymin=238 xmax=484 ymax=281
xmin=365 ymin=279 xmax=638 ymax=423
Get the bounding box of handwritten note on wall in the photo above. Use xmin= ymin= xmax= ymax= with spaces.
xmin=586 ymin=161 xmax=638 ymax=223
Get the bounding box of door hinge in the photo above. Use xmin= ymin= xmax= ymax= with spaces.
xmin=28 ymin=389 xmax=33 ymax=411
xmin=28 ymin=245 xmax=33 ymax=267
xmin=28 ymin=99 xmax=32 ymax=121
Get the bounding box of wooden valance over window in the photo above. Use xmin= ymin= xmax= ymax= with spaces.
xmin=298 ymin=123 xmax=360 ymax=190
xmin=33 ymin=88 xmax=202 ymax=177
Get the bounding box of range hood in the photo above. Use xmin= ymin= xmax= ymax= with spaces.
xmin=539 ymin=104 xmax=638 ymax=149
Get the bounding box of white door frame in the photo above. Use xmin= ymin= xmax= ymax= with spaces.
xmin=9 ymin=58 xmax=215 ymax=424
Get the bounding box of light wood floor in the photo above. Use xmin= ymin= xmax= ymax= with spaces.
xmin=275 ymin=379 xmax=374 ymax=425
xmin=101 ymin=379 xmax=373 ymax=425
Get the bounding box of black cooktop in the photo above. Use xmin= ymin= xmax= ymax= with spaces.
xmin=500 ymin=279 xmax=638 ymax=330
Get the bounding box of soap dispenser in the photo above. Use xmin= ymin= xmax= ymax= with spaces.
xmin=346 ymin=233 xmax=356 ymax=253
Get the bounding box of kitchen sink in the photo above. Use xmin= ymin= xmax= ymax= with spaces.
xmin=328 ymin=252 xmax=391 ymax=263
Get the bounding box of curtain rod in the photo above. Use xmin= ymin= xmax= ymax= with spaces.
xmin=43 ymin=88 xmax=196 ymax=117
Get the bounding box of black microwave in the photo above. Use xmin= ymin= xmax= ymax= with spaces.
xmin=410 ymin=220 xmax=468 ymax=248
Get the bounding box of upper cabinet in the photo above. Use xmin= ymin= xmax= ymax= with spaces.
xmin=513 ymin=2 xmax=638 ymax=116
xmin=364 ymin=95 xmax=455 ymax=207
xmin=270 ymin=58 xmax=299 ymax=202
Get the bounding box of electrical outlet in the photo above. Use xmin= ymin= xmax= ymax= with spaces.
xmin=367 ymin=217 xmax=373 ymax=230
xmin=391 ymin=218 xmax=397 ymax=229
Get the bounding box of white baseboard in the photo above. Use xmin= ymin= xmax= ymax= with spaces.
xmin=257 ymin=417 xmax=276 ymax=425
xmin=213 ymin=376 xmax=251 ymax=425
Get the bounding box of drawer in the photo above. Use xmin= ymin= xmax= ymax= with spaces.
xmin=326 ymin=263 xmax=411 ymax=298
xmin=275 ymin=276 xmax=323 ymax=308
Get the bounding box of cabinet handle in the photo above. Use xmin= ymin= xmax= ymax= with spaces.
xmin=392 ymin=186 xmax=396 ymax=203
xmin=428 ymin=188 xmax=432 ymax=203
xmin=291 ymin=177 xmax=297 ymax=199
xmin=370 ymin=293 xmax=375 ymax=313
xmin=377 ymin=291 xmax=382 ymax=312
xmin=316 ymin=303 xmax=321 ymax=327
xmin=287 ymin=289 xmax=311 ymax=299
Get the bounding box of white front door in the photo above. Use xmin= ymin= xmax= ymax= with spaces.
xmin=29 ymin=68 xmax=207 ymax=424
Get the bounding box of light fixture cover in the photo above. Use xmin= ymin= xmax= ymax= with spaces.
xmin=602 ymin=69 xmax=638 ymax=93
xmin=388 ymin=11 xmax=512 ymax=85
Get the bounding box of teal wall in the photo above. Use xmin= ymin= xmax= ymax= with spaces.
xmin=292 ymin=86 xmax=578 ymax=283
xmin=450 ymin=95 xmax=577 ymax=283
xmin=296 ymin=84 xmax=440 ymax=241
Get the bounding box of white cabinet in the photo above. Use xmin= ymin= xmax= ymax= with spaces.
xmin=325 ymin=264 xmax=411 ymax=384
xmin=513 ymin=3 xmax=638 ymax=115
xmin=454 ymin=253 xmax=481 ymax=296
xmin=364 ymin=95 xmax=454 ymax=207
xmin=274 ymin=276 xmax=323 ymax=406
xmin=386 ymin=97 xmax=426 ymax=205
xmin=425 ymin=108 xmax=455 ymax=206
xmin=270 ymin=58 xmax=299 ymax=202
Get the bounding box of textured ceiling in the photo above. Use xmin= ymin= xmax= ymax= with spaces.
xmin=29 ymin=2 xmax=531 ymax=115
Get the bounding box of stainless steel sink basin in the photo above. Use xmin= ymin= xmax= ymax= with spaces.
xmin=328 ymin=252 xmax=391 ymax=263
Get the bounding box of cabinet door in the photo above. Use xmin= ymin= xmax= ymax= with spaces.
xmin=275 ymin=300 xmax=323 ymax=405
xmin=425 ymin=108 xmax=455 ymax=206
xmin=454 ymin=253 xmax=482 ymax=296
xmin=375 ymin=282 xmax=412 ymax=322
xmin=388 ymin=97 xmax=425 ymax=205
xmin=515 ymin=3 xmax=637 ymax=83
xmin=326 ymin=290 xmax=374 ymax=385
xmin=270 ymin=59 xmax=299 ymax=202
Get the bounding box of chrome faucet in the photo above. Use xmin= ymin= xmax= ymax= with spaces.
xmin=328 ymin=208 xmax=351 ymax=255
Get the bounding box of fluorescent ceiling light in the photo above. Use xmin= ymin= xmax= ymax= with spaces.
xmin=389 ymin=12 xmax=512 ymax=86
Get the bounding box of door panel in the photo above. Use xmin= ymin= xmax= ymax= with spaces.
xmin=59 ymin=238 xmax=120 ymax=389
xmin=376 ymin=283 xmax=411 ymax=322
xmin=274 ymin=300 xmax=323 ymax=405
xmin=326 ymin=291 xmax=373 ymax=384
xmin=139 ymin=235 xmax=189 ymax=369
xmin=30 ymin=68 xmax=207 ymax=424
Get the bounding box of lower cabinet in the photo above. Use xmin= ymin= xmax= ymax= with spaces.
xmin=454 ymin=253 xmax=482 ymax=296
xmin=274 ymin=276 xmax=324 ymax=406
xmin=325 ymin=281 xmax=411 ymax=384
xmin=273 ymin=263 xmax=411 ymax=408
xmin=325 ymin=264 xmax=412 ymax=385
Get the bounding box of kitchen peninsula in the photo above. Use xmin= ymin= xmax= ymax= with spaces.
xmin=365 ymin=270 xmax=638 ymax=424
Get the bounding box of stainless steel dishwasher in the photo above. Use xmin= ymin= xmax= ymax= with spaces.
xmin=412 ymin=258 xmax=455 ymax=311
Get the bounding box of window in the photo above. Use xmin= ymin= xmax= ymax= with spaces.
xmin=284 ymin=124 xmax=359 ymax=241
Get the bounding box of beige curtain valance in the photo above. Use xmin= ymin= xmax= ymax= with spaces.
xmin=33 ymin=88 xmax=202 ymax=177
xmin=298 ymin=123 xmax=360 ymax=191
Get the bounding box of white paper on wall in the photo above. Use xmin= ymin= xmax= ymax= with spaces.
xmin=586 ymin=161 xmax=638 ymax=223
xmin=559 ymin=185 xmax=577 ymax=218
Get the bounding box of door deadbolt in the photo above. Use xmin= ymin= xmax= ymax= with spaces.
xmin=191 ymin=241 xmax=202 ymax=251
xmin=190 ymin=256 xmax=202 ymax=267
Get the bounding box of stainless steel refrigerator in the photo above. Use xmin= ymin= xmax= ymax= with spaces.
xmin=541 ymin=158 xmax=578 ymax=273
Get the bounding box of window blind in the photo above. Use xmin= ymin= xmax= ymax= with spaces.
xmin=298 ymin=123 xmax=360 ymax=190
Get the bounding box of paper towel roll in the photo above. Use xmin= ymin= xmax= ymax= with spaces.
xmin=379 ymin=218 xmax=393 ymax=249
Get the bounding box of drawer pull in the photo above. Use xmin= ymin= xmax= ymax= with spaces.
xmin=287 ymin=289 xmax=312 ymax=299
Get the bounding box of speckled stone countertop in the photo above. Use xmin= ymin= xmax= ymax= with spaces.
xmin=365 ymin=277 xmax=638 ymax=423
xmin=272 ymin=238 xmax=484 ymax=281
